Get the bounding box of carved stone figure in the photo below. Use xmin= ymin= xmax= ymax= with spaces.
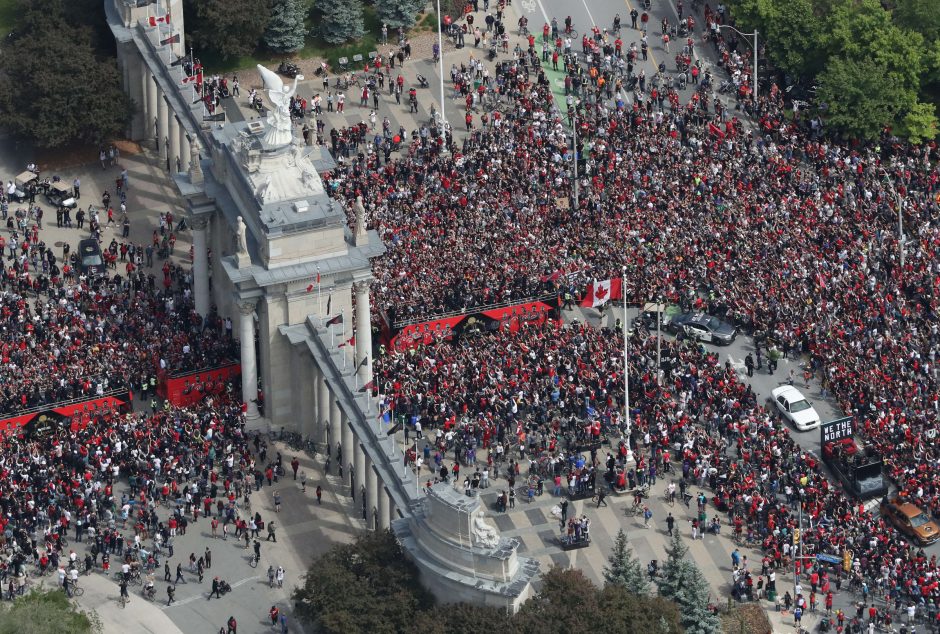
xmin=354 ymin=194 xmax=367 ymax=237
xmin=256 ymin=64 xmax=304 ymax=147
xmin=236 ymin=216 xmax=249 ymax=255
xmin=255 ymin=175 xmax=273 ymax=204
xmin=472 ymin=511 xmax=499 ymax=549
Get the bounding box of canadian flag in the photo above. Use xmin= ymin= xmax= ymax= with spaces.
xmin=149 ymin=13 xmax=170 ymax=27
xmin=580 ymin=278 xmax=622 ymax=308
xmin=182 ymin=72 xmax=203 ymax=85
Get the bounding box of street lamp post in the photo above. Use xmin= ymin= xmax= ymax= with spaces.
xmin=572 ymin=121 xmax=579 ymax=208
xmin=880 ymin=168 xmax=905 ymax=271
xmin=435 ymin=0 xmax=447 ymax=144
xmin=622 ymin=266 xmax=633 ymax=464
xmin=717 ymin=25 xmax=758 ymax=102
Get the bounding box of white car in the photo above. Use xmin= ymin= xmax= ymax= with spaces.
xmin=771 ymin=385 xmax=821 ymax=431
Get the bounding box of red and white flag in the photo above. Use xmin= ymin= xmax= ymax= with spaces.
xmin=182 ymin=72 xmax=203 ymax=85
xmin=149 ymin=13 xmax=170 ymax=27
xmin=580 ymin=278 xmax=622 ymax=308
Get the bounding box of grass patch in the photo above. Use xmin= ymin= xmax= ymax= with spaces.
xmin=0 ymin=0 xmax=17 ymax=37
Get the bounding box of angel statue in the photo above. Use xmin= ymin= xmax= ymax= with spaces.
xmin=256 ymin=64 xmax=304 ymax=147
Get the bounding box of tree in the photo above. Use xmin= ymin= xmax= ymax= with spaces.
xmin=899 ymin=101 xmax=939 ymax=144
xmin=315 ymin=0 xmax=365 ymax=44
xmin=603 ymin=529 xmax=649 ymax=596
xmin=893 ymin=0 xmax=940 ymax=43
xmin=292 ymin=529 xmax=433 ymax=634
xmin=731 ymin=0 xmax=829 ymax=79
xmin=515 ymin=567 xmax=680 ymax=633
xmin=264 ymin=0 xmax=307 ymax=53
xmin=413 ymin=603 xmax=513 ymax=634
xmin=375 ymin=0 xmax=425 ymax=29
xmin=816 ymin=56 xmax=917 ymax=140
xmin=187 ymin=0 xmax=273 ymax=59
xmin=656 ymin=532 xmax=720 ymax=634
xmin=0 ymin=0 xmax=134 ymax=148
xmin=0 ymin=589 xmax=101 ymax=634
xmin=597 ymin=584 xmax=683 ymax=633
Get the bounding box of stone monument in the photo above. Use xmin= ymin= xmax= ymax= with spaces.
xmin=393 ymin=483 xmax=539 ymax=613
xmin=256 ymin=64 xmax=304 ymax=148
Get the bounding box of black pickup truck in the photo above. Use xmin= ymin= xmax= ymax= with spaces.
xmin=820 ymin=437 xmax=888 ymax=500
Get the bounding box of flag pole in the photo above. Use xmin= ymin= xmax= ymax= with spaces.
xmin=343 ymin=308 xmax=348 ymax=371
xmin=622 ymin=265 xmax=633 ymax=464
xmin=317 ymin=266 xmax=322 ymax=315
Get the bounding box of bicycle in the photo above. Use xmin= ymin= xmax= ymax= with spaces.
xmin=249 ymin=553 xmax=259 ymax=568
xmin=119 ymin=592 xmax=129 ymax=608
xmin=663 ymin=486 xmax=676 ymax=507
xmin=67 ymin=580 xmax=85 ymax=597
xmin=565 ymin=27 xmax=579 ymax=38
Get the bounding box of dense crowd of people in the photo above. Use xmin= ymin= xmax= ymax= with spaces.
xmin=333 ymin=7 xmax=940 ymax=628
xmin=0 ymin=281 xmax=238 ymax=417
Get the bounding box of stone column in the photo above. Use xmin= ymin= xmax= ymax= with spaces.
xmin=353 ymin=281 xmax=373 ymax=384
xmin=169 ymin=115 xmax=181 ymax=173
xmin=140 ymin=70 xmax=151 ymax=139
xmin=341 ymin=415 xmax=354 ymax=488
xmin=180 ymin=131 xmax=191 ymax=173
xmin=146 ymin=72 xmax=158 ymax=143
xmin=366 ymin=457 xmax=378 ymax=529
xmin=377 ymin=485 xmax=390 ymax=530
xmin=329 ymin=398 xmax=341 ymax=454
xmin=191 ymin=217 xmax=210 ymax=316
xmin=157 ymin=92 xmax=169 ymax=161
xmin=238 ymin=299 xmax=260 ymax=421
xmin=354 ymin=443 xmax=366 ymax=504
xmin=316 ymin=372 xmax=329 ymax=447
xmin=309 ymin=364 xmax=319 ymax=438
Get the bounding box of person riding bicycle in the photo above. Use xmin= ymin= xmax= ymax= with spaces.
xmin=119 ymin=579 xmax=129 ymax=602
xmin=564 ymin=15 xmax=573 ymax=34
xmin=633 ymin=489 xmax=643 ymax=508
xmin=144 ymin=572 xmax=155 ymax=596
xmin=253 ymin=539 xmax=261 ymax=564
xmin=613 ymin=13 xmax=621 ymax=31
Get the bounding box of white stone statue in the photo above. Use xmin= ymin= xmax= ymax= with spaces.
xmin=354 ymin=194 xmax=367 ymax=237
xmin=256 ymin=64 xmax=305 ymax=148
xmin=255 ymin=175 xmax=273 ymax=204
xmin=472 ymin=511 xmax=500 ymax=549
xmin=236 ymin=216 xmax=249 ymax=255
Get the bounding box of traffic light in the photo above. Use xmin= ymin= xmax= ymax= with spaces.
xmin=843 ymin=550 xmax=852 ymax=572
xmin=793 ymin=529 xmax=800 ymax=546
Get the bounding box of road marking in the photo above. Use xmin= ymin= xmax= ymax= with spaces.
xmin=160 ymin=575 xmax=259 ymax=609
xmin=579 ymin=0 xmax=598 ymax=32
xmin=521 ymin=0 xmax=537 ymax=13
xmin=532 ymin=0 xmax=551 ymax=24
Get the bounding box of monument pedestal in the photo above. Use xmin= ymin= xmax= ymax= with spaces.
xmin=393 ymin=484 xmax=538 ymax=613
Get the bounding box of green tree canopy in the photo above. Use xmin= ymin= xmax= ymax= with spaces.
xmin=656 ymin=532 xmax=720 ymax=634
xmin=186 ymin=0 xmax=273 ymax=60
xmin=375 ymin=0 xmax=425 ymax=29
xmin=315 ymin=0 xmax=366 ymax=45
xmin=292 ymin=529 xmax=434 ymax=634
xmin=0 ymin=0 xmax=133 ymax=148
xmin=731 ymin=0 xmax=828 ymax=78
xmin=893 ymin=0 xmax=940 ymax=43
xmin=514 ymin=567 xmax=681 ymax=633
xmin=264 ymin=0 xmax=307 ymax=53
xmin=603 ymin=528 xmax=649 ymax=596
xmin=816 ymin=56 xmax=919 ymax=141
xmin=0 ymin=589 xmax=101 ymax=634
